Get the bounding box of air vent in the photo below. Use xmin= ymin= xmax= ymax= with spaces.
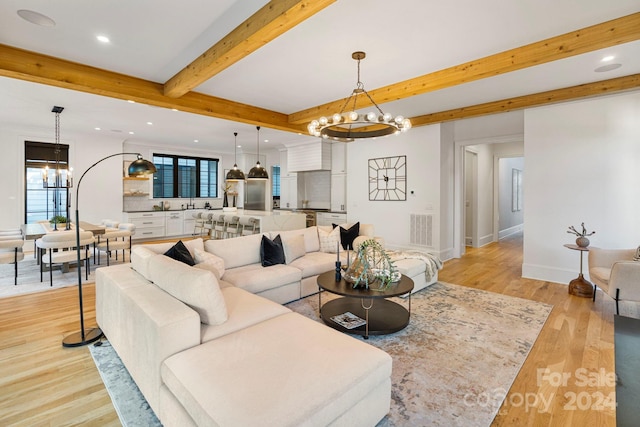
xmin=410 ymin=213 xmax=433 ymax=247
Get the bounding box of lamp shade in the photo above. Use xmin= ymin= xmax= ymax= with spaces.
xmin=226 ymin=132 xmax=245 ymax=181
xmin=248 ymin=163 xmax=269 ymax=179
xmin=226 ymin=167 xmax=245 ymax=181
xmin=247 ymin=125 xmax=268 ymax=180
xmin=128 ymin=156 xmax=157 ymax=176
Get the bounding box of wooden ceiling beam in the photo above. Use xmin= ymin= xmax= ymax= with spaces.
xmin=163 ymin=0 xmax=335 ymax=98
xmin=410 ymin=73 xmax=640 ymax=127
xmin=0 ymin=44 xmax=307 ymax=134
xmin=288 ymin=12 xmax=640 ymax=124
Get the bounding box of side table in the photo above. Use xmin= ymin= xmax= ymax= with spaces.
xmin=563 ymin=244 xmax=594 ymax=298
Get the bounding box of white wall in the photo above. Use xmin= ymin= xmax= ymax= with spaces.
xmin=346 ymin=125 xmax=442 ymax=253
xmin=523 ymin=91 xmax=640 ymax=284
xmin=498 ymin=157 xmax=524 ymax=236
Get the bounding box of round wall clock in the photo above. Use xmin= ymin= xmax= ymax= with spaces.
xmin=368 ymin=155 xmax=407 ymax=201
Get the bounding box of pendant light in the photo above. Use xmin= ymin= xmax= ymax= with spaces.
xmin=225 ymin=132 xmax=245 ymax=181
xmin=247 ymin=126 xmax=269 ymax=180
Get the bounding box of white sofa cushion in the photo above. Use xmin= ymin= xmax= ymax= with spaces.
xmin=289 ymin=251 xmax=339 ymax=279
xmin=130 ymin=246 xmax=158 ymax=280
xmin=280 ymin=233 xmax=306 ymax=264
xmin=200 ymin=287 xmax=291 ymax=342
xmin=277 ymin=226 xmax=320 ymax=253
xmin=148 ymin=254 xmax=228 ymax=326
xmin=161 ymin=312 xmax=392 ymax=427
xmin=192 ymin=247 xmax=225 ymax=279
xmin=318 ymin=226 xmax=340 ymax=253
xmin=204 ymin=233 xmax=263 ymax=269
xmin=221 ymin=262 xmax=302 ymax=294
xmin=136 ymin=238 xmax=205 ymax=257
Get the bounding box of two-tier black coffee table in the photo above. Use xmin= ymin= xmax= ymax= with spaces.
xmin=316 ymin=270 xmax=414 ymax=339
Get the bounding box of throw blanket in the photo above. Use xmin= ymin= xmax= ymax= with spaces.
xmin=388 ymin=250 xmax=443 ymax=282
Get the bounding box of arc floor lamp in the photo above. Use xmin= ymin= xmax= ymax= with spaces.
xmin=62 ymin=153 xmax=156 ymax=348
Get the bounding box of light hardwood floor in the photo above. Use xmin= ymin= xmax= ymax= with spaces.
xmin=0 ymin=233 xmax=617 ymax=426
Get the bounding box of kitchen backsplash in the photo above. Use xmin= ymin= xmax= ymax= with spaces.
xmin=298 ymin=171 xmax=331 ymax=209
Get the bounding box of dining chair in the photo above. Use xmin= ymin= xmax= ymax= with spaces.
xmin=0 ymin=238 xmax=25 ymax=285
xmin=36 ymin=230 xmax=95 ymax=286
xmin=96 ymin=223 xmax=135 ymax=266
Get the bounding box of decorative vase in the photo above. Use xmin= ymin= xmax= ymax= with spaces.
xmin=576 ymin=236 xmax=590 ymax=248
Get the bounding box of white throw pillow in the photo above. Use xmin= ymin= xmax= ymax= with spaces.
xmin=193 ymin=248 xmax=225 ymax=279
xmin=282 ymin=234 xmax=306 ymax=264
xmin=318 ymin=226 xmax=340 ymax=253
xmin=148 ymin=254 xmax=228 ymax=325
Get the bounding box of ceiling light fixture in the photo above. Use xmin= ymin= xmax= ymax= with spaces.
xmin=17 ymin=10 xmax=56 ymax=27
xmin=226 ymin=132 xmax=246 ymax=181
xmin=601 ymin=55 xmax=615 ymax=62
xmin=247 ymin=126 xmax=268 ymax=180
xmin=308 ymin=51 xmax=411 ymax=142
xmin=96 ymin=35 xmax=110 ymax=43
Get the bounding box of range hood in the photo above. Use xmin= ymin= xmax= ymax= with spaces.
xmin=287 ymin=141 xmax=331 ymax=172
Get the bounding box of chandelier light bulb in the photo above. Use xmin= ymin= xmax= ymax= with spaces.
xmin=308 ymin=51 xmax=411 ymax=142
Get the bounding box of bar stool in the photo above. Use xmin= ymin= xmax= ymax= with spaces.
xmin=193 ymin=213 xmax=206 ymax=236
xmin=213 ymin=214 xmax=226 ymax=239
xmin=225 ymin=216 xmax=241 ymax=239
xmin=202 ymin=213 xmax=215 ymax=238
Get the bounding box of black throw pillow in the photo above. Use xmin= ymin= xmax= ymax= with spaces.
xmin=164 ymin=240 xmax=196 ymax=266
xmin=260 ymin=234 xmax=285 ymax=267
xmin=333 ymin=222 xmax=360 ymax=250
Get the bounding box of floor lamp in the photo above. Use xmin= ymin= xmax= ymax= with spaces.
xmin=62 ymin=153 xmax=156 ymax=348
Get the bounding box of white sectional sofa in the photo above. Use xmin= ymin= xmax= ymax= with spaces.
xmin=96 ymin=224 xmax=439 ymax=426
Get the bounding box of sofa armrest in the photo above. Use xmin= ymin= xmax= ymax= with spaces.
xmin=588 ymin=247 xmax=635 ymax=269
xmin=96 ymin=265 xmax=201 ymax=414
xmin=609 ymin=261 xmax=640 ymax=302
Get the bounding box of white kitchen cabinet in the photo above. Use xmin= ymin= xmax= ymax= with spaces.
xmin=280 ymin=176 xmax=299 ymax=209
xmin=331 ymin=143 xmax=347 ymax=174
xmin=124 ymin=212 xmax=166 ymax=240
xmin=165 ymin=211 xmax=184 ymax=236
xmin=317 ymin=212 xmax=347 ymax=227
xmin=330 ymin=174 xmax=347 ymax=212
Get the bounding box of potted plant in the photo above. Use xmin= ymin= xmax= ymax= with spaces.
xmin=50 ymin=215 xmax=69 ymax=225
xmin=567 ymin=222 xmax=595 ymax=248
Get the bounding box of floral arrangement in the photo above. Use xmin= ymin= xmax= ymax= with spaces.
xmin=567 ymin=222 xmax=595 ymax=237
xmin=50 ymin=215 xmax=69 ymax=224
xmin=343 ymin=239 xmax=400 ymax=290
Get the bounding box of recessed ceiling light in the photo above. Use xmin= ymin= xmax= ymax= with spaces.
xmin=146 ymin=122 xmax=153 ymax=125
xmin=264 ymin=139 xmax=269 ymax=143
xmin=601 ymin=55 xmax=615 ymax=62
xmin=171 ymin=108 xmax=178 ymax=112
xmin=595 ymin=63 xmax=622 ymax=73
xmin=127 ymin=100 xmax=135 ymax=104
xmin=237 ymin=145 xmax=242 ymax=148
xmin=194 ymin=139 xmax=199 ymax=143
xmin=17 ymin=10 xmax=55 ymax=27
xmin=96 ymin=35 xmax=110 ymax=43
xmin=94 ymin=127 xmax=101 ymax=131
xmin=129 ymin=131 xmax=135 ymax=135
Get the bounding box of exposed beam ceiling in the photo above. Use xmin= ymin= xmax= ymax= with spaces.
xmin=164 ymin=0 xmax=335 ymax=98
xmin=0 ymin=10 xmax=639 ymax=139
xmin=288 ymin=12 xmax=640 ymax=124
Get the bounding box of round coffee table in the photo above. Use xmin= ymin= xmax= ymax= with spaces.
xmin=316 ymin=270 xmax=414 ymax=339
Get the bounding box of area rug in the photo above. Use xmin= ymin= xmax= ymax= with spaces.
xmin=89 ymin=341 xmax=162 ymax=427
xmin=89 ymin=282 xmax=551 ymax=427
xmin=0 ymin=254 xmax=126 ymax=298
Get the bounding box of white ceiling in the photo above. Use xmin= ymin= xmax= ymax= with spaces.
xmin=0 ymin=0 xmax=639 ymax=153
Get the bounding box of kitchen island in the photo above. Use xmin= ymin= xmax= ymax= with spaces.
xmin=123 ymin=209 xmax=306 ymax=240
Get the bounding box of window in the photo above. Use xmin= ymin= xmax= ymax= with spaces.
xmin=152 ymin=154 xmax=218 ymax=199
xmin=272 ymin=165 xmax=281 ymax=197
xmin=24 ymin=141 xmax=70 ymax=224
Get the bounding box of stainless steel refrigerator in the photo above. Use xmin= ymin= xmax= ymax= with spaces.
xmin=245 ymin=180 xmax=267 ymax=210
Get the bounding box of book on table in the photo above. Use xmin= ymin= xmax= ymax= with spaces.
xmin=330 ymin=312 xmax=366 ymax=329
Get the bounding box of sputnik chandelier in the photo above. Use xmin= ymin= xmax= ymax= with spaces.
xmin=308 ymin=51 xmax=411 ymax=142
